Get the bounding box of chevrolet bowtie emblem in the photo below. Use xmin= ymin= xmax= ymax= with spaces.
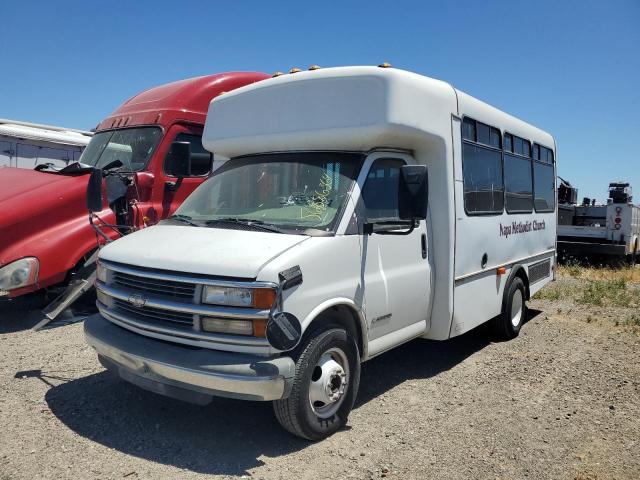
xmin=127 ymin=293 xmax=147 ymax=308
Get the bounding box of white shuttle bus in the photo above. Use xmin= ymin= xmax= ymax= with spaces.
xmin=84 ymin=66 xmax=557 ymax=440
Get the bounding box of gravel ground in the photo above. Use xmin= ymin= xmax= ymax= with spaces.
xmin=0 ymin=276 xmax=639 ymax=480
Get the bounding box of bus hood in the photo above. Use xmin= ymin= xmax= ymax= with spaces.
xmin=98 ymin=224 xmax=310 ymax=279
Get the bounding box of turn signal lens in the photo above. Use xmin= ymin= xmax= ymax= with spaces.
xmin=496 ymin=266 xmax=507 ymax=275
xmin=253 ymin=288 xmax=277 ymax=310
xmin=252 ymin=318 xmax=268 ymax=338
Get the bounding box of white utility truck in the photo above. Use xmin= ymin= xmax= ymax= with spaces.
xmin=558 ymin=182 xmax=640 ymax=260
xmin=84 ymin=66 xmax=557 ymax=440
xmin=0 ymin=118 xmax=92 ymax=168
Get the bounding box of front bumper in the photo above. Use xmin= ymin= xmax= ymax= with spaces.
xmin=84 ymin=314 xmax=295 ymax=403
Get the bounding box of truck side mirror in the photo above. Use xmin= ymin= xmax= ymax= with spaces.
xmin=398 ymin=165 xmax=428 ymax=220
xmin=86 ymin=168 xmax=104 ymax=213
xmin=165 ymin=141 xmax=192 ymax=178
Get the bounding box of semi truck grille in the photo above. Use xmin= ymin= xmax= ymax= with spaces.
xmin=114 ymin=299 xmax=195 ymax=330
xmin=113 ymin=271 xmax=196 ymax=300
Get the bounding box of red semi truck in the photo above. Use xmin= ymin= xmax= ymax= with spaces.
xmin=0 ymin=72 xmax=269 ymax=309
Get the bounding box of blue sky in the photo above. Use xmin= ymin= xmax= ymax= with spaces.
xmin=1 ymin=0 xmax=638 ymax=200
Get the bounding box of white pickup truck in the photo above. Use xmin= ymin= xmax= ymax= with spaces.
xmin=84 ymin=66 xmax=557 ymax=440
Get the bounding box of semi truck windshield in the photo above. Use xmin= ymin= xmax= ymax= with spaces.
xmin=174 ymin=152 xmax=363 ymax=233
xmin=78 ymin=127 xmax=162 ymax=172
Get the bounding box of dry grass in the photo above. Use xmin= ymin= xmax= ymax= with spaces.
xmin=557 ymin=263 xmax=640 ymax=283
xmin=534 ymin=263 xmax=640 ymax=333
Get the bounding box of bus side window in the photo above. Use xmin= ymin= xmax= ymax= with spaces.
xmin=504 ymin=134 xmax=533 ymax=213
xmin=533 ymin=145 xmax=555 ymax=212
xmin=461 ymin=117 xmax=504 ymax=215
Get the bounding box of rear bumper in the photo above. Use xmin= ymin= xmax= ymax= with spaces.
xmin=84 ymin=314 xmax=295 ymax=402
xmin=557 ymin=240 xmax=628 ymax=256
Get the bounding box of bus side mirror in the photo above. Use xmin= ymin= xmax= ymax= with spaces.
xmin=165 ymin=141 xmax=192 ymax=178
xmin=86 ymin=168 xmax=104 ymax=213
xmin=398 ymin=165 xmax=428 ymax=220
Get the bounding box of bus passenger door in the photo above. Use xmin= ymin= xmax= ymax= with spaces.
xmin=356 ymin=154 xmax=431 ymax=346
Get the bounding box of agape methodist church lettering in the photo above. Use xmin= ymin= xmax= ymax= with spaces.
xmin=499 ymin=220 xmax=546 ymax=239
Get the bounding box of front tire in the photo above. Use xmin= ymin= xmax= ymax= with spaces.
xmin=273 ymin=327 xmax=360 ymax=440
xmin=492 ymin=276 xmax=526 ymax=340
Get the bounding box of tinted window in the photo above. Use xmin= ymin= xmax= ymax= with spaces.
xmin=533 ymin=162 xmax=555 ymax=211
xmin=504 ymin=133 xmax=512 ymax=152
xmin=462 ymin=143 xmax=504 ymax=214
xmin=359 ymin=158 xmax=405 ymax=221
xmin=169 ymin=133 xmax=213 ymax=176
xmin=514 ymin=136 xmax=523 ymax=155
xmin=544 ymin=146 xmax=554 ymax=164
xmin=504 ymin=153 xmax=533 ymax=212
xmin=477 ymin=122 xmax=490 ymax=145
xmin=462 ymin=117 xmax=476 ymax=141
xmin=489 ymin=127 xmax=501 ymax=148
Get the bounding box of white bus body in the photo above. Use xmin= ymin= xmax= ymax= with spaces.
xmin=84 ymin=67 xmax=557 ymax=439
xmin=0 ymin=118 xmax=93 ymax=169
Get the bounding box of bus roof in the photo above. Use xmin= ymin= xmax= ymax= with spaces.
xmin=203 ymin=66 xmax=555 ymax=158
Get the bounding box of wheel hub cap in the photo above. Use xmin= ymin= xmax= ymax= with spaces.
xmin=511 ymin=289 xmax=523 ymax=327
xmin=309 ymin=349 xmax=349 ymax=418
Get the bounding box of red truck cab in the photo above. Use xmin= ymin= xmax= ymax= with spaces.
xmin=0 ymin=72 xmax=269 ymax=302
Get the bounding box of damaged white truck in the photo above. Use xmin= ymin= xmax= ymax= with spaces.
xmin=83 ymin=66 xmax=557 ymax=440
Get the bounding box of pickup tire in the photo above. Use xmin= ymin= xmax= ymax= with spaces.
xmin=492 ymin=276 xmax=526 ymax=340
xmin=273 ymin=326 xmax=360 ymax=441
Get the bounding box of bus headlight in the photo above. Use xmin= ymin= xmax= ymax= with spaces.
xmin=0 ymin=258 xmax=39 ymax=291
xmin=96 ymin=260 xmax=108 ymax=283
xmin=201 ymin=317 xmax=254 ymax=336
xmin=202 ymin=285 xmax=277 ymax=309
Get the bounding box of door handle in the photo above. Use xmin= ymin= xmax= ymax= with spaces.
xmin=421 ymin=233 xmax=427 ymax=259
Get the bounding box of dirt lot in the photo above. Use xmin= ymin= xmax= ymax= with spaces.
xmin=1 ymin=267 xmax=639 ymax=480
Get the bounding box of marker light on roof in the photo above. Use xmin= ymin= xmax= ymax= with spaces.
xmin=272 ymin=71 xmax=284 ymax=77
xmin=378 ymin=62 xmax=392 ymax=68
xmin=308 ymin=65 xmax=321 ymax=70
xmin=289 ymin=68 xmax=302 ymax=74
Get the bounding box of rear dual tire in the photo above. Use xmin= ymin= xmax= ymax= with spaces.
xmin=273 ymin=326 xmax=360 ymax=441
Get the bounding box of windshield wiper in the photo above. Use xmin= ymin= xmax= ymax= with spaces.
xmin=34 ymin=162 xmax=95 ymax=175
xmin=168 ymin=214 xmax=202 ymax=227
xmin=205 ymin=217 xmax=284 ymax=234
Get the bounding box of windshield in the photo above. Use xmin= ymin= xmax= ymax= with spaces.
xmin=78 ymin=127 xmax=162 ymax=171
xmin=174 ymin=152 xmax=363 ymax=233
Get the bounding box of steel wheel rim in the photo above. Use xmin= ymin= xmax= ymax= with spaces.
xmin=308 ymin=347 xmax=350 ymax=419
xmin=511 ymin=288 xmax=524 ymax=327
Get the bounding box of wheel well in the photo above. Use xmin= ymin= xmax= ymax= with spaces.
xmin=308 ymin=305 xmax=365 ymax=359
xmin=513 ymin=266 xmax=530 ymax=300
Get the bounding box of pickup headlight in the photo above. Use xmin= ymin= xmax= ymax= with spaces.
xmin=202 ymin=285 xmax=276 ymax=309
xmin=0 ymin=257 xmax=39 ymax=291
